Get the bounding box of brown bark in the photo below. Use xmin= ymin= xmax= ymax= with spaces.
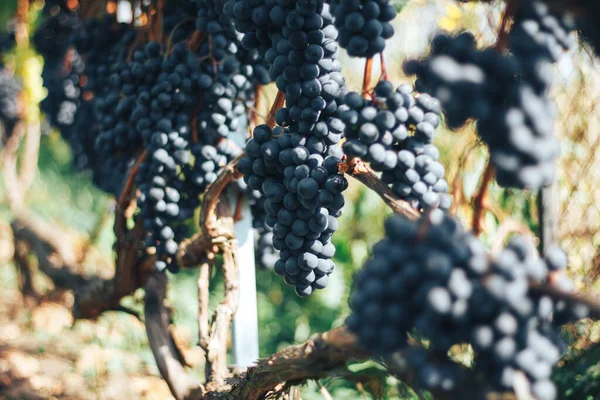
xmin=343 ymin=157 xmax=421 ymax=221
xmin=145 ymin=272 xmax=202 ymax=400
xmin=472 ymin=161 xmax=495 ymax=235
xmin=225 ymin=327 xmax=367 ymax=400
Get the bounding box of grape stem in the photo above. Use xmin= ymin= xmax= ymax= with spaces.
xmin=233 ymin=191 xmax=245 ymax=222
xmin=118 ymin=149 xmax=147 ymax=210
xmin=187 ymin=31 xmax=207 ymax=52
xmin=172 ymin=154 xmax=243 ymax=389
xmin=190 ymin=108 xmax=201 ymax=143
xmin=79 ymin=0 xmax=106 ymax=20
xmin=380 ymin=52 xmax=388 ymax=80
xmin=362 ymin=57 xmax=374 ymax=99
xmin=15 ymin=0 xmax=29 ymax=47
xmin=471 ymin=160 xmax=495 ymax=235
xmin=248 ymin=85 xmax=262 ymax=132
xmin=266 ymin=90 xmax=286 ymax=128
xmin=150 ymin=0 xmax=165 ymax=43
xmin=77 ymin=205 xmax=113 ymax=264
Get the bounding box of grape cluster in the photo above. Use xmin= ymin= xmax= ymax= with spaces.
xmin=404 ymin=33 xmax=499 ymax=129
xmin=35 ymin=12 xmax=136 ymax=188
xmin=133 ymin=0 xmax=272 ymax=272
xmin=404 ymin=1 xmax=575 ymax=189
xmin=342 ymin=81 xmax=410 ymax=168
xmin=255 ymin=225 xmax=280 ymax=270
xmin=196 ymin=0 xmax=272 ymax=88
xmin=134 ymin=43 xmax=217 ymax=272
xmin=342 ymin=80 xmax=450 ymax=210
xmin=468 ymin=236 xmax=584 ymax=400
xmin=192 ymin=0 xmax=268 ymax=192
xmin=227 ymin=0 xmax=348 ymax=134
xmin=229 ymin=0 xmax=352 ymax=292
xmin=239 ymin=124 xmax=347 ymax=296
xmin=330 ymin=0 xmax=396 ymax=58
xmin=32 ymin=0 xmax=270 ymax=272
xmin=0 ymin=28 xmax=20 ymax=139
xmin=33 ymin=0 xmax=80 ymax=61
xmin=347 ymin=211 xmax=488 ymax=356
xmin=84 ymin=41 xmax=141 ymax=191
xmin=347 ymin=210 xmax=588 ymax=398
xmin=508 ymin=0 xmax=576 ymax=90
xmin=0 ymin=69 xmax=21 ymax=137
xmin=400 ymin=346 xmax=463 ymax=391
xmin=33 ymin=0 xmax=83 ymax=150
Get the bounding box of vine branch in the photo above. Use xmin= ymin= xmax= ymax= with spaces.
xmin=145 ymin=272 xmax=202 ymax=400
xmin=266 ymin=90 xmax=285 ymax=129
xmin=472 ymin=160 xmax=495 ymax=235
xmin=529 ymin=282 xmax=600 ymax=319
xmin=118 ymin=150 xmax=147 ymax=210
xmin=342 ymin=157 xmax=420 ymax=221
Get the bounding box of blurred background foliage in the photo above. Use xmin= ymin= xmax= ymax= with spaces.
xmin=0 ymin=0 xmax=599 ymax=399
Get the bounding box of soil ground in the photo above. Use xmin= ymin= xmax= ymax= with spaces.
xmin=0 ymin=286 xmax=176 ymax=400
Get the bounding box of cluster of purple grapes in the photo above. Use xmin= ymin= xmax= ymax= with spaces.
xmin=347 ymin=210 xmax=588 ymax=399
xmin=227 ymin=0 xmax=355 ymax=292
xmin=404 ymin=1 xmax=575 ymax=189
xmin=342 ymin=80 xmax=451 ymax=210
xmin=33 ymin=0 xmax=270 ymax=273
xmin=0 ymin=25 xmax=20 ymax=140
xmin=239 ymin=124 xmax=346 ymax=296
xmin=330 ymin=0 xmax=396 ymax=58
xmin=226 ymin=0 xmax=348 ymax=136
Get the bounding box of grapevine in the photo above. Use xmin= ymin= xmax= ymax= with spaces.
xmin=1 ymin=0 xmax=600 ymax=399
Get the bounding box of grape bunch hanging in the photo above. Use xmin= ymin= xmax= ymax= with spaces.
xmin=347 ymin=211 xmax=587 ymax=400
xmin=0 ymin=24 xmax=20 ymax=141
xmin=404 ymin=1 xmax=575 ymax=188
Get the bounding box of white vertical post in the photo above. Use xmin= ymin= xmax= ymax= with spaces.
xmin=116 ymin=0 xmax=133 ymax=23
xmin=230 ymin=118 xmax=259 ymax=369
xmin=231 ymin=197 xmax=260 ymax=368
